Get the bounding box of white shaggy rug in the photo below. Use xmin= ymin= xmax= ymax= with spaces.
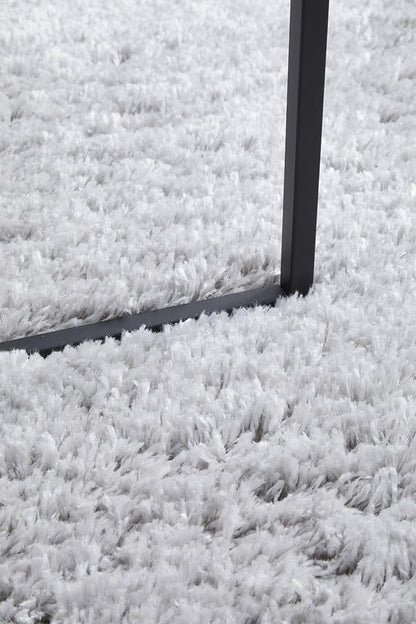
xmin=1 ymin=0 xmax=416 ymax=622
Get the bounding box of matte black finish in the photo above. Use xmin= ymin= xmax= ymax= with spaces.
xmin=0 ymin=284 xmax=286 ymax=357
xmin=0 ymin=0 xmax=331 ymax=357
xmin=280 ymin=0 xmax=329 ymax=296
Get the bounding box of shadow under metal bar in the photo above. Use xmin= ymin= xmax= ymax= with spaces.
xmin=0 ymin=285 xmax=286 ymax=357
xmin=0 ymin=0 xmax=330 ymax=357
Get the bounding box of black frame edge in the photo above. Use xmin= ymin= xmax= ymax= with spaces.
xmin=0 ymin=284 xmax=286 ymax=357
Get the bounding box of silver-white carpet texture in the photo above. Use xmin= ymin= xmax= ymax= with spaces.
xmin=1 ymin=0 xmax=416 ymax=622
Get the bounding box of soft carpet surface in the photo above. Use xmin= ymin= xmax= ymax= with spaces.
xmin=1 ymin=0 xmax=416 ymax=622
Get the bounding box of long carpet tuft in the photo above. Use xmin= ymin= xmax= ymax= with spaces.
xmin=1 ymin=0 xmax=416 ymax=622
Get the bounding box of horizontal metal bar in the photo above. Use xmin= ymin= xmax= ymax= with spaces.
xmin=0 ymin=284 xmax=286 ymax=357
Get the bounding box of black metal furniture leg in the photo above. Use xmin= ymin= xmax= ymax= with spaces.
xmin=0 ymin=0 xmax=330 ymax=357
xmin=0 ymin=285 xmax=285 ymax=357
xmin=280 ymin=0 xmax=330 ymax=297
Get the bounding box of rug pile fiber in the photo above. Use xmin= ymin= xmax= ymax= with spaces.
xmin=1 ymin=0 xmax=416 ymax=622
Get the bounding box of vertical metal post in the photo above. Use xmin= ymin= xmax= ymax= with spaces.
xmin=280 ymin=0 xmax=330 ymax=297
